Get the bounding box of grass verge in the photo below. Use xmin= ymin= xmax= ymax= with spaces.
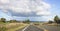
xmin=6 ymin=23 xmax=28 ymax=31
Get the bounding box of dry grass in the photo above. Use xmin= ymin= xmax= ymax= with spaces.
xmin=0 ymin=23 xmax=28 ymax=31
xmin=46 ymin=23 xmax=59 ymax=26
xmin=6 ymin=23 xmax=28 ymax=31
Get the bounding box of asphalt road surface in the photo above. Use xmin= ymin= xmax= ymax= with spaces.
xmin=38 ymin=25 xmax=60 ymax=31
xmin=17 ymin=25 xmax=44 ymax=31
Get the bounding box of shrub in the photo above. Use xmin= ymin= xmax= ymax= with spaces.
xmin=48 ymin=21 xmax=53 ymax=24
xmin=0 ymin=18 xmax=6 ymax=23
xmin=0 ymin=26 xmax=7 ymax=31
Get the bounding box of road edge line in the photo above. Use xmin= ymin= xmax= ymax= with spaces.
xmin=22 ymin=25 xmax=30 ymax=31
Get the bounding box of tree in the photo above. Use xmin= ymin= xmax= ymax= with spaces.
xmin=10 ymin=20 xmax=17 ymax=23
xmin=0 ymin=18 xmax=6 ymax=23
xmin=23 ymin=19 xmax=30 ymax=23
xmin=54 ymin=15 xmax=60 ymax=23
xmin=26 ymin=19 xmax=30 ymax=22
xmin=48 ymin=20 xmax=53 ymax=24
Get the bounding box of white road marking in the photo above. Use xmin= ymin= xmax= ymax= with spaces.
xmin=22 ymin=25 xmax=30 ymax=31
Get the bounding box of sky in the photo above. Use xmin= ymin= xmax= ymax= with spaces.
xmin=0 ymin=0 xmax=60 ymax=21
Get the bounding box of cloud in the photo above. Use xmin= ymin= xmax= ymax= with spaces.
xmin=0 ymin=0 xmax=51 ymax=17
xmin=0 ymin=10 xmax=13 ymax=20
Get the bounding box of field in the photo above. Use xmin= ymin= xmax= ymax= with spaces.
xmin=0 ymin=23 xmax=28 ymax=31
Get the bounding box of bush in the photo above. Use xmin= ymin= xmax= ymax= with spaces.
xmin=0 ymin=26 xmax=7 ymax=31
xmin=48 ymin=21 xmax=53 ymax=24
xmin=23 ymin=19 xmax=30 ymax=24
xmin=10 ymin=20 xmax=17 ymax=23
xmin=34 ymin=23 xmax=39 ymax=25
xmin=0 ymin=18 xmax=6 ymax=23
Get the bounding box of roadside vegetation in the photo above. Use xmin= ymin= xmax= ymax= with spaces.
xmin=33 ymin=15 xmax=60 ymax=31
xmin=33 ymin=15 xmax=60 ymax=26
xmin=54 ymin=15 xmax=60 ymax=24
xmin=47 ymin=15 xmax=60 ymax=26
xmin=0 ymin=18 xmax=30 ymax=31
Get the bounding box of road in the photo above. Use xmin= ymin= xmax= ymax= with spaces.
xmin=17 ymin=25 xmax=44 ymax=31
xmin=37 ymin=25 xmax=60 ymax=31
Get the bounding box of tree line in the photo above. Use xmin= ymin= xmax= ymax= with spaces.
xmin=0 ymin=18 xmax=17 ymax=23
xmin=0 ymin=18 xmax=30 ymax=23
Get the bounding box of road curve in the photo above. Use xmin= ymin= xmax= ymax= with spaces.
xmin=17 ymin=25 xmax=44 ymax=31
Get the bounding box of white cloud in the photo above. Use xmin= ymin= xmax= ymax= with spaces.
xmin=36 ymin=11 xmax=50 ymax=16
xmin=0 ymin=0 xmax=9 ymax=4
xmin=0 ymin=0 xmax=51 ymax=16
